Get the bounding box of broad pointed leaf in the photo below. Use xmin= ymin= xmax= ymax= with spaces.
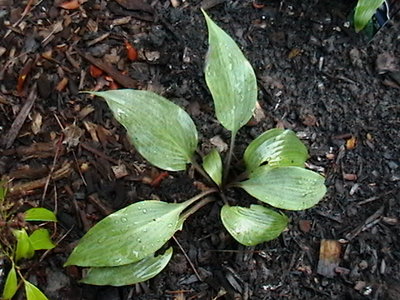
xmin=65 ymin=200 xmax=191 ymax=267
xmin=91 ymin=90 xmax=198 ymax=171
xmin=29 ymin=229 xmax=55 ymax=250
xmin=221 ymin=204 xmax=288 ymax=246
xmin=238 ymin=166 xmax=326 ymax=210
xmin=2 ymin=266 xmax=18 ymax=299
xmin=244 ymin=129 xmax=308 ymax=173
xmin=202 ymin=149 xmax=223 ymax=186
xmin=25 ymin=208 xmax=57 ymax=222
xmin=13 ymin=229 xmax=35 ymax=262
xmin=203 ymin=10 xmax=257 ymax=134
xmin=354 ymin=0 xmax=385 ymax=32
xmin=81 ymin=248 xmax=173 ymax=286
xmin=24 ymin=281 xmax=49 ymax=300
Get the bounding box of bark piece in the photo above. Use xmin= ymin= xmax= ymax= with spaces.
xmin=317 ymin=239 xmax=342 ymax=278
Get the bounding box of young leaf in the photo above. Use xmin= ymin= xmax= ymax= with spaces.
xmin=221 ymin=204 xmax=288 ymax=246
xmin=65 ymin=200 xmax=192 ymax=267
xmin=0 ymin=181 xmax=6 ymax=201
xmin=24 ymin=280 xmax=49 ymax=300
xmin=80 ymin=248 xmax=173 ymax=286
xmin=354 ymin=0 xmax=385 ymax=32
xmin=24 ymin=208 xmax=57 ymax=222
xmin=90 ymin=90 xmax=198 ymax=171
xmin=2 ymin=265 xmax=18 ymax=299
xmin=238 ymin=166 xmax=326 ymax=210
xmin=202 ymin=9 xmax=257 ymax=134
xmin=13 ymin=229 xmax=35 ymax=262
xmin=202 ymin=149 xmax=223 ymax=186
xmin=244 ymin=129 xmax=308 ymax=173
xmin=29 ymin=229 xmax=55 ymax=250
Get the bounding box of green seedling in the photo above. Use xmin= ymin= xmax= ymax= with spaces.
xmin=65 ymin=10 xmax=326 ymax=286
xmin=353 ymin=0 xmax=385 ymax=32
xmin=1 ymin=182 xmax=57 ymax=300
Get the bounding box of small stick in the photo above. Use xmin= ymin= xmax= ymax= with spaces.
xmin=173 ymin=236 xmax=202 ymax=282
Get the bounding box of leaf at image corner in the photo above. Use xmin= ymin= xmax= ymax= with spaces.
xmin=2 ymin=266 xmax=18 ymax=299
xmin=202 ymin=149 xmax=223 ymax=186
xmin=202 ymin=9 xmax=257 ymax=134
xmin=25 ymin=208 xmax=57 ymax=222
xmin=29 ymin=229 xmax=56 ymax=250
xmin=238 ymin=166 xmax=326 ymax=210
xmin=354 ymin=0 xmax=385 ymax=32
xmin=24 ymin=280 xmax=49 ymax=300
xmin=81 ymin=247 xmax=173 ymax=286
xmin=221 ymin=204 xmax=288 ymax=246
xmin=91 ymin=90 xmax=198 ymax=172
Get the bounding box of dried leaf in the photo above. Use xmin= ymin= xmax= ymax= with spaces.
xmin=31 ymin=112 xmax=42 ymax=135
xmin=317 ymin=239 xmax=341 ymax=278
xmin=58 ymin=0 xmax=80 ymax=10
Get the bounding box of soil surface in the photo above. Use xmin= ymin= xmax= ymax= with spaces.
xmin=1 ymin=0 xmax=400 ymax=299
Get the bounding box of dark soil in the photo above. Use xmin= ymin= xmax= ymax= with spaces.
xmin=1 ymin=0 xmax=400 ymax=299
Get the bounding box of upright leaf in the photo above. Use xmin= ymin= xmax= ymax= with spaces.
xmin=91 ymin=90 xmax=198 ymax=171
xmin=238 ymin=166 xmax=326 ymax=210
xmin=202 ymin=149 xmax=223 ymax=186
xmin=221 ymin=204 xmax=288 ymax=246
xmin=65 ymin=200 xmax=191 ymax=267
xmin=25 ymin=208 xmax=57 ymax=222
xmin=2 ymin=265 xmax=18 ymax=299
xmin=354 ymin=0 xmax=385 ymax=32
xmin=29 ymin=229 xmax=55 ymax=250
xmin=13 ymin=229 xmax=35 ymax=262
xmin=24 ymin=281 xmax=49 ymax=300
xmin=203 ymin=10 xmax=257 ymax=134
xmin=81 ymin=248 xmax=173 ymax=286
xmin=244 ymin=129 xmax=308 ymax=173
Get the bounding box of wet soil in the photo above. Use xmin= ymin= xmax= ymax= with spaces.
xmin=0 ymin=0 xmax=400 ymax=299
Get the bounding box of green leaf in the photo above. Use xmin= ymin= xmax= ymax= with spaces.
xmin=244 ymin=129 xmax=308 ymax=173
xmin=0 ymin=181 xmax=6 ymax=201
xmin=2 ymin=265 xmax=18 ymax=299
xmin=65 ymin=200 xmax=191 ymax=267
xmin=90 ymin=90 xmax=198 ymax=171
xmin=238 ymin=166 xmax=326 ymax=210
xmin=13 ymin=229 xmax=35 ymax=262
xmin=24 ymin=281 xmax=49 ymax=300
xmin=354 ymin=0 xmax=385 ymax=32
xmin=29 ymin=229 xmax=55 ymax=250
xmin=81 ymin=247 xmax=173 ymax=286
xmin=221 ymin=204 xmax=288 ymax=246
xmin=202 ymin=149 xmax=223 ymax=186
xmin=24 ymin=208 xmax=57 ymax=222
xmin=202 ymin=9 xmax=257 ymax=134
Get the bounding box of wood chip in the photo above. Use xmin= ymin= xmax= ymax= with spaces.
xmin=317 ymin=239 xmax=342 ymax=278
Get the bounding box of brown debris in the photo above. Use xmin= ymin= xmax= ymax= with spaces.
xmin=113 ymin=0 xmax=154 ymax=12
xmin=317 ymin=239 xmax=342 ymax=278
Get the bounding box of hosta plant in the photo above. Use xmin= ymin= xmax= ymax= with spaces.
xmin=65 ymin=10 xmax=326 ymax=286
xmin=0 ymin=182 xmax=57 ymax=300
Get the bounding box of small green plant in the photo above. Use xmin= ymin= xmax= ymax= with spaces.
xmin=353 ymin=0 xmax=386 ymax=32
xmin=64 ymin=10 xmax=326 ymax=286
xmin=0 ymin=182 xmax=57 ymax=300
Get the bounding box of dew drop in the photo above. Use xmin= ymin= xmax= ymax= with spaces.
xmin=97 ymin=237 xmax=105 ymax=244
xmin=137 ymin=238 xmax=142 ymax=243
xmin=142 ymin=209 xmax=147 ymax=214
xmin=121 ymin=217 xmax=128 ymax=223
xmin=167 ymin=223 xmax=173 ymax=228
xmin=114 ymin=258 xmax=122 ymax=264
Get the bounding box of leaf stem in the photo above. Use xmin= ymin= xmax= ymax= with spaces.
xmin=180 ymin=196 xmax=216 ymax=221
xmin=184 ymin=188 xmax=218 ymax=207
xmin=190 ymin=158 xmax=216 ymax=186
xmin=223 ymin=131 xmax=237 ymax=185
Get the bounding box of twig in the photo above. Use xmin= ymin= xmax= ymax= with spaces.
xmin=223 ymin=132 xmax=237 ymax=185
xmin=173 ymin=236 xmax=202 ymax=282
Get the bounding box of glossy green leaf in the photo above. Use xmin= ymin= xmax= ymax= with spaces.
xmin=24 ymin=280 xmax=49 ymax=300
xmin=244 ymin=129 xmax=308 ymax=173
xmin=2 ymin=265 xmax=18 ymax=299
xmin=25 ymin=208 xmax=57 ymax=222
xmin=202 ymin=9 xmax=257 ymax=134
xmin=238 ymin=166 xmax=326 ymax=210
xmin=90 ymin=90 xmax=198 ymax=171
xmin=221 ymin=204 xmax=288 ymax=246
xmin=13 ymin=229 xmax=35 ymax=262
xmin=65 ymin=200 xmax=191 ymax=267
xmin=354 ymin=0 xmax=385 ymax=32
xmin=202 ymin=149 xmax=223 ymax=186
xmin=29 ymin=229 xmax=55 ymax=250
xmin=81 ymin=248 xmax=173 ymax=286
